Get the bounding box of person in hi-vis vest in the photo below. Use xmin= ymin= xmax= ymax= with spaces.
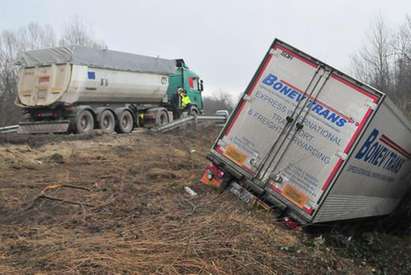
xmin=178 ymin=88 xmax=192 ymax=111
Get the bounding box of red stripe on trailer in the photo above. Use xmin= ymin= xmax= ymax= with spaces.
xmin=344 ymin=108 xmax=374 ymax=154
xmin=321 ymin=159 xmax=344 ymax=191
xmin=320 ymin=68 xmax=378 ymax=198
xmin=246 ymin=51 xmax=273 ymax=96
xmin=274 ymin=45 xmax=318 ymax=68
xmin=321 ymin=107 xmax=374 ymax=192
xmin=380 ymin=138 xmax=409 ymax=158
xmin=332 ymin=74 xmax=379 ymax=102
xmin=320 ymin=75 xmax=379 ymax=194
xmin=380 ymin=135 xmax=411 ymax=157
xmin=280 ymin=79 xmax=352 ymax=121
xmin=223 ymin=50 xmax=273 ymax=136
xmin=269 ymin=183 xmax=282 ymax=194
xmin=303 ymin=207 xmax=314 ymax=215
xmin=215 ymin=145 xmax=224 ymax=154
xmin=241 ymin=165 xmax=256 ymax=174
xmin=380 ymin=135 xmax=411 ymax=159
xmin=223 ymin=100 xmax=246 ymax=136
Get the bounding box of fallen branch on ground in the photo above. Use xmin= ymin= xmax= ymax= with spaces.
xmin=37 ymin=194 xmax=94 ymax=207
xmin=24 ymin=184 xmax=94 ymax=210
xmin=40 ymin=184 xmax=91 ymax=193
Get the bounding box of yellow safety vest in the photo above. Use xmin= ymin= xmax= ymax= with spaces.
xmin=181 ymin=95 xmax=191 ymax=108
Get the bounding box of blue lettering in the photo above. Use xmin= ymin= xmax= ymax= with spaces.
xmin=355 ymin=129 xmax=379 ymax=159
xmin=312 ymin=105 xmax=323 ymax=114
xmin=328 ymin=112 xmax=340 ymax=123
xmin=288 ymin=90 xmax=298 ymax=100
xmin=377 ymin=147 xmax=389 ymax=166
xmin=280 ymin=86 xmax=292 ymax=96
xmin=364 ymin=142 xmax=378 ymax=161
xmin=371 ymin=145 xmax=385 ymax=165
xmin=261 ymin=73 xmax=350 ymax=128
xmin=307 ymin=101 xmax=315 ymax=109
xmin=273 ymin=82 xmax=283 ymax=90
xmin=296 ymin=94 xmax=306 ymax=102
xmin=319 ymin=109 xmax=330 ymax=119
xmin=336 ymin=118 xmax=347 ymax=127
xmin=262 ymin=74 xmax=277 ymax=85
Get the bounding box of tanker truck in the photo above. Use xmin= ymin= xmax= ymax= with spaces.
xmin=15 ymin=46 xmax=204 ymax=134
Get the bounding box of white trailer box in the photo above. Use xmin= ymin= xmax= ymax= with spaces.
xmin=204 ymin=39 xmax=411 ymax=224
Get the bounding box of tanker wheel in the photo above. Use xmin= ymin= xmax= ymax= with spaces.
xmin=158 ymin=110 xmax=169 ymax=126
xmin=98 ymin=110 xmax=115 ymax=132
xmin=74 ymin=110 xmax=95 ymax=134
xmin=117 ymin=110 xmax=134 ymax=133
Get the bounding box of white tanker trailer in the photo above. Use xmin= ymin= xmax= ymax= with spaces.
xmin=15 ymin=46 xmax=205 ymax=134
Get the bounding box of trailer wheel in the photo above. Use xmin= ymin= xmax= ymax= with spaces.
xmin=74 ymin=110 xmax=94 ymax=134
xmin=158 ymin=110 xmax=169 ymax=126
xmin=98 ymin=110 xmax=115 ymax=132
xmin=117 ymin=110 xmax=134 ymax=133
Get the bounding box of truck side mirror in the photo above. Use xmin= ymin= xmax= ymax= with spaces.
xmin=200 ymin=80 xmax=204 ymax=92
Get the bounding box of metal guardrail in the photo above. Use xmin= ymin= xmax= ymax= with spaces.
xmin=152 ymin=115 xmax=227 ymax=133
xmin=0 ymin=115 xmax=227 ymax=135
xmin=18 ymin=120 xmax=70 ymax=134
xmin=0 ymin=125 xmax=19 ymax=134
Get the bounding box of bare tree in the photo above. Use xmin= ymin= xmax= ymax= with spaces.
xmin=0 ymin=30 xmax=24 ymax=126
xmin=0 ymin=19 xmax=106 ymax=127
xmin=59 ymin=16 xmax=106 ymax=49
xmin=351 ymin=16 xmax=393 ymax=92
xmin=351 ymin=15 xmax=411 ymax=116
xmin=0 ymin=23 xmax=59 ymax=126
xmin=394 ymin=15 xmax=411 ymax=62
xmin=18 ymin=23 xmax=57 ymax=51
xmin=203 ymin=90 xmax=236 ymax=115
xmin=391 ymin=15 xmax=411 ymax=112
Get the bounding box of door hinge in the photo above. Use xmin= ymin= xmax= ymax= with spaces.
xmin=243 ymin=95 xmax=252 ymax=102
xmin=366 ymin=101 xmax=378 ymax=110
xmin=336 ymin=151 xmax=348 ymax=160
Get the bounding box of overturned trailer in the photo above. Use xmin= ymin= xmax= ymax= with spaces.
xmin=201 ymin=39 xmax=411 ymax=224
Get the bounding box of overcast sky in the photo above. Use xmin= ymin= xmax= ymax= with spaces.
xmin=1 ymin=0 xmax=410 ymax=98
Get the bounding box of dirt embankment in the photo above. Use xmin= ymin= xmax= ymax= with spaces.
xmin=0 ymin=127 xmax=409 ymax=274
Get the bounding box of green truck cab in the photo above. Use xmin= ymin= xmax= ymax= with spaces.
xmin=166 ymin=59 xmax=204 ymax=116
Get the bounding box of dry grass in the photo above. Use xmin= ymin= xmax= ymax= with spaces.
xmin=0 ymin=126 xmax=405 ymax=274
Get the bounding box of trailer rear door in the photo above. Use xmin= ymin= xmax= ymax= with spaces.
xmin=213 ymin=40 xmax=382 ymax=217
xmin=17 ymin=64 xmax=71 ymax=107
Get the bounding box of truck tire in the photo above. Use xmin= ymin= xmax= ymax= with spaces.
xmin=117 ymin=110 xmax=134 ymax=133
xmin=98 ymin=110 xmax=115 ymax=132
xmin=188 ymin=105 xmax=199 ymax=116
xmin=74 ymin=110 xmax=95 ymax=134
xmin=157 ymin=110 xmax=169 ymax=126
